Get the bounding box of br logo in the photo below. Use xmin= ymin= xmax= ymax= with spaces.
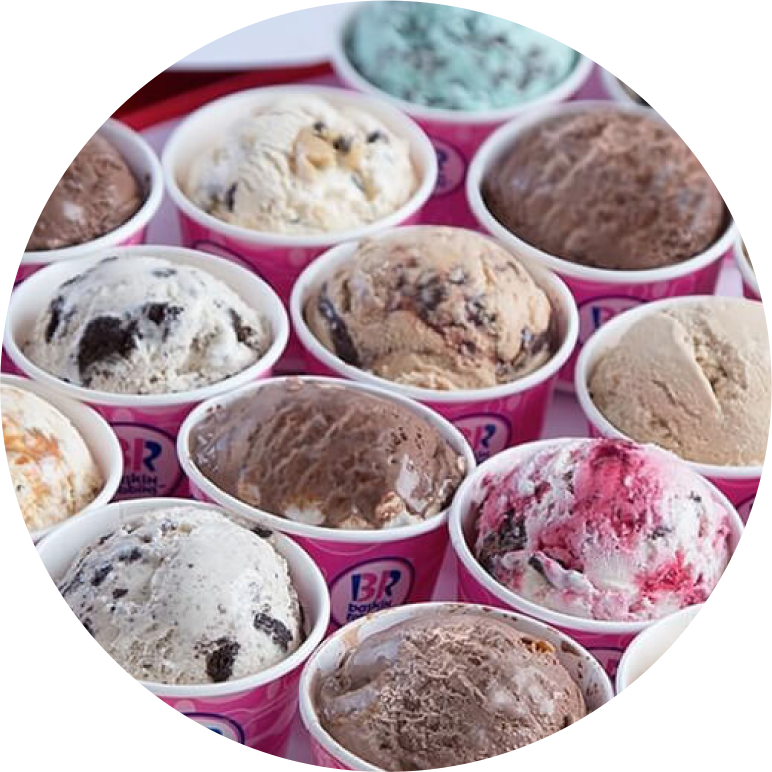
xmin=454 ymin=414 xmax=511 ymax=462
xmin=115 ymin=423 xmax=181 ymax=498
xmin=577 ymin=296 xmax=645 ymax=344
xmin=126 ymin=713 xmax=244 ymax=772
xmin=432 ymin=139 xmax=466 ymax=196
xmin=330 ymin=558 xmax=414 ymax=626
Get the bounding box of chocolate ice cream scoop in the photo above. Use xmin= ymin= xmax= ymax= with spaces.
xmin=0 ymin=114 xmax=143 ymax=252
xmin=315 ymin=610 xmax=586 ymax=770
xmin=304 ymin=227 xmax=555 ymax=390
xmin=189 ymin=379 xmax=466 ymax=530
xmin=483 ymin=108 xmax=727 ymax=270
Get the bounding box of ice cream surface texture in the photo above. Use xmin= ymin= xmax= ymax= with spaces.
xmin=23 ymin=256 xmax=270 ymax=395
xmin=633 ymin=619 xmax=772 ymax=772
xmin=483 ymin=109 xmax=726 ymax=270
xmin=619 ymin=0 xmax=772 ymax=142
xmin=474 ymin=439 xmax=733 ymax=621
xmin=589 ymin=299 xmax=770 ymax=466
xmin=189 ymin=379 xmax=465 ymax=530
xmin=2 ymin=385 xmax=102 ymax=532
xmin=0 ymin=113 xmax=144 ymax=252
xmin=315 ymin=610 xmax=586 ymax=770
xmin=184 ymin=93 xmax=417 ymax=235
xmin=58 ymin=506 xmax=303 ymax=685
xmin=305 ymin=227 xmax=555 ymax=390
xmin=345 ymin=3 xmax=579 ymax=112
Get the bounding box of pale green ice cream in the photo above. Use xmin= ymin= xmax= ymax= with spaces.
xmin=344 ymin=2 xmax=579 ymax=112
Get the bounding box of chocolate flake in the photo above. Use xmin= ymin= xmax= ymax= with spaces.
xmin=91 ymin=564 xmax=113 ymax=587
xmin=229 ymin=309 xmax=255 ymax=346
xmin=112 ymin=588 xmax=129 ymax=600
xmin=317 ymin=284 xmax=360 ymax=367
xmin=254 ymin=612 xmax=293 ymax=652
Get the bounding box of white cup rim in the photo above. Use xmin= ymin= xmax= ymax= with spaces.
xmin=289 ymin=225 xmax=579 ymax=403
xmin=35 ymin=496 xmax=331 ymax=699
xmin=298 ymin=599 xmax=615 ymax=771
xmin=177 ymin=374 xmax=476 ymax=543
xmin=466 ymin=100 xmax=737 ymax=285
xmin=331 ymin=2 xmax=596 ymax=126
xmin=21 ymin=118 xmax=164 ymax=265
xmin=5 ymin=245 xmax=289 ymax=407
xmin=161 ymin=83 xmax=438 ymax=248
xmin=598 ymin=0 xmax=772 ymax=158
xmin=574 ymin=294 xmax=765 ymax=479
xmin=449 ymin=438 xmax=744 ymax=635
xmin=734 ymin=236 xmax=759 ymax=298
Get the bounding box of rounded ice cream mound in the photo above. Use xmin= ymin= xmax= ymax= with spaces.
xmin=305 ymin=227 xmax=555 ymax=390
xmin=189 ymin=379 xmax=466 ymax=530
xmin=315 ymin=610 xmax=586 ymax=770
xmin=633 ymin=619 xmax=772 ymax=772
xmin=344 ymin=2 xmax=579 ymax=112
xmin=619 ymin=0 xmax=772 ymax=142
xmin=483 ymin=109 xmax=727 ymax=270
xmin=23 ymin=256 xmax=270 ymax=395
xmin=2 ymin=384 xmax=102 ymax=532
xmin=184 ymin=93 xmax=417 ymax=235
xmin=473 ymin=439 xmax=733 ymax=622
xmin=0 ymin=113 xmax=144 ymax=252
xmin=58 ymin=506 xmax=304 ymax=685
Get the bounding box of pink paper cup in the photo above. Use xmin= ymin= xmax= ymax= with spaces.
xmin=616 ymin=598 xmax=772 ymax=772
xmin=4 ymin=245 xmax=288 ymax=500
xmin=600 ymin=0 xmax=772 ymax=188
xmin=0 ymin=101 xmax=163 ymax=372
xmin=2 ymin=373 xmax=123 ymax=543
xmin=734 ymin=237 xmax=760 ymax=301
xmin=177 ymin=375 xmax=476 ymax=628
xmin=467 ymin=100 xmax=738 ymax=390
xmin=18 ymin=499 xmax=330 ymax=772
xmin=289 ymin=226 xmax=578 ymax=464
xmin=298 ymin=601 xmax=614 ymax=770
xmin=332 ymin=3 xmax=595 ymax=230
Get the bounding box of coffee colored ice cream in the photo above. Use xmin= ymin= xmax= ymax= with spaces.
xmin=483 ymin=108 xmax=726 ymax=270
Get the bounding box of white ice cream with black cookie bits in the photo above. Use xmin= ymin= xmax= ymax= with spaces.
xmin=58 ymin=506 xmax=304 ymax=685
xmin=23 ymin=256 xmax=269 ymax=395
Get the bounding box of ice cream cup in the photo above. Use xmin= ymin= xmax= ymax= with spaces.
xmin=2 ymin=373 xmax=123 ymax=543
xmin=467 ymin=100 xmax=738 ymax=389
xmin=599 ymin=0 xmax=772 ymax=188
xmin=18 ymin=499 xmax=330 ymax=772
xmin=177 ymin=375 xmax=476 ymax=628
xmin=616 ymin=598 xmax=772 ymax=772
xmin=299 ymin=601 xmax=614 ymax=770
xmin=4 ymin=245 xmax=288 ymax=500
xmin=0 ymin=101 xmax=163 ymax=372
xmin=332 ymin=2 xmax=595 ymax=230
xmin=734 ymin=237 xmax=760 ymax=301
xmin=289 ymin=226 xmax=579 ymax=464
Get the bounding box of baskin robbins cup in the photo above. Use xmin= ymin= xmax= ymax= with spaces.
xmin=0 ymin=101 xmax=163 ymax=372
xmin=599 ymin=0 xmax=772 ymax=188
xmin=4 ymin=245 xmax=288 ymax=500
xmin=2 ymin=373 xmax=123 ymax=543
xmin=616 ymin=598 xmax=772 ymax=772
xmin=332 ymin=2 xmax=595 ymax=230
xmin=177 ymin=376 xmax=476 ymax=629
xmin=734 ymin=238 xmax=760 ymax=300
xmin=298 ymin=601 xmax=614 ymax=770
xmin=467 ymin=100 xmax=738 ymax=389
xmin=290 ymin=226 xmax=579 ymax=464
xmin=18 ymin=499 xmax=330 ymax=772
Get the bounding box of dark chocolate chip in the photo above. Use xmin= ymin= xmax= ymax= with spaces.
xmin=112 ymin=588 xmax=128 ymax=600
xmin=77 ymin=316 xmax=138 ymax=383
xmin=316 ymin=284 xmax=360 ymax=367
xmin=528 ymin=555 xmax=547 ymax=579
xmin=333 ymin=135 xmax=352 ymax=153
xmin=367 ymin=131 xmax=385 ymax=143
xmin=225 ymin=183 xmax=238 ymax=212
xmin=118 ymin=546 xmax=142 ymax=563
xmin=466 ymin=296 xmax=495 ymax=327
xmin=143 ymin=303 xmax=182 ymax=327
xmin=91 ymin=564 xmax=113 ymax=587
xmin=229 ymin=309 xmax=255 ymax=345
xmin=312 ymin=121 xmax=326 ymax=134
xmin=204 ymin=638 xmax=240 ymax=683
xmin=45 ymin=296 xmax=65 ymax=342
xmin=254 ymin=612 xmax=293 ymax=652
xmin=152 ymin=268 xmax=177 ymax=279
xmin=417 ymin=274 xmax=449 ymax=314
xmin=251 ymin=525 xmax=273 ymax=538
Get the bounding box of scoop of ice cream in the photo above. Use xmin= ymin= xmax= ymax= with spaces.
xmin=588 ymin=299 xmax=770 ymax=466
xmin=22 ymin=256 xmax=270 ymax=395
xmin=2 ymin=384 xmax=102 ymax=532
xmin=305 ymin=227 xmax=555 ymax=390
xmin=619 ymin=0 xmax=772 ymax=142
xmin=58 ymin=506 xmax=303 ymax=685
xmin=483 ymin=108 xmax=727 ymax=270
xmin=474 ymin=439 xmax=733 ymax=622
xmin=184 ymin=93 xmax=417 ymax=235
xmin=189 ymin=379 xmax=465 ymax=530
xmin=316 ymin=610 xmax=586 ymax=770
xmin=345 ymin=2 xmax=579 ymax=112
xmin=633 ymin=619 xmax=772 ymax=772
xmin=0 ymin=113 xmax=143 ymax=252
